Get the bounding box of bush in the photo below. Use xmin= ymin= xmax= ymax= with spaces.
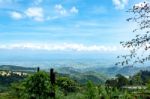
xmin=85 ymin=81 xmax=97 ymax=99
xmin=24 ymin=71 xmax=51 ymax=99
xmin=56 ymin=77 xmax=78 ymax=96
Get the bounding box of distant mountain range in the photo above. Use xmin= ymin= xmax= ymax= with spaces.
xmin=0 ymin=65 xmax=150 ymax=84
xmin=0 ymin=65 xmax=36 ymax=72
xmin=55 ymin=67 xmax=107 ymax=84
xmin=54 ymin=66 xmax=150 ymax=84
xmin=55 ymin=65 xmax=150 ymax=77
xmin=83 ymin=66 xmax=150 ymax=77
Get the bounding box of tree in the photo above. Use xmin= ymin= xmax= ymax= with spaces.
xmin=131 ymin=72 xmax=143 ymax=85
xmin=10 ymin=82 xmax=26 ymax=99
xmin=24 ymin=71 xmax=51 ymax=99
xmin=116 ymin=74 xmax=129 ymax=88
xmin=105 ymin=79 xmax=118 ymax=88
xmin=56 ymin=77 xmax=78 ymax=96
xmin=105 ymin=74 xmax=128 ymax=88
xmin=85 ymin=81 xmax=96 ymax=99
xmin=146 ymin=80 xmax=150 ymax=90
xmin=117 ymin=2 xmax=150 ymax=66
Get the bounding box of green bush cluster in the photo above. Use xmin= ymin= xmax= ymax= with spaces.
xmin=1 ymin=71 xmax=150 ymax=99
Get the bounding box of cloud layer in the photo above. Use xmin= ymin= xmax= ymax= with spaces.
xmin=0 ymin=43 xmax=123 ymax=52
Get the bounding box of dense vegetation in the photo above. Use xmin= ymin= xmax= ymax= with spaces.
xmin=0 ymin=68 xmax=150 ymax=99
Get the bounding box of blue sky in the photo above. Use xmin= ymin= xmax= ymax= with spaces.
xmin=0 ymin=0 xmax=145 ymax=58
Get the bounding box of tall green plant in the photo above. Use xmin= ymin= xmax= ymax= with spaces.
xmin=85 ymin=81 xmax=97 ymax=99
xmin=24 ymin=71 xmax=51 ymax=99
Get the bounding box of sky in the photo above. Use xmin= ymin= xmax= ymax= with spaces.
xmin=0 ymin=0 xmax=147 ymax=66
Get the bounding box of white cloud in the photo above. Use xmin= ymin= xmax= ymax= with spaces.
xmin=10 ymin=7 xmax=44 ymax=22
xmin=55 ymin=4 xmax=63 ymax=10
xmin=25 ymin=7 xmax=44 ymax=22
xmin=9 ymin=4 xmax=78 ymax=21
xmin=112 ymin=0 xmax=128 ymax=9
xmin=0 ymin=43 xmax=125 ymax=52
xmin=10 ymin=11 xmax=23 ymax=20
xmin=55 ymin=4 xmax=67 ymax=16
xmin=70 ymin=6 xmax=78 ymax=14
xmin=54 ymin=4 xmax=79 ymax=16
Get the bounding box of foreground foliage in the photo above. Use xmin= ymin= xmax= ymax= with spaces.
xmin=0 ymin=70 xmax=150 ymax=99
